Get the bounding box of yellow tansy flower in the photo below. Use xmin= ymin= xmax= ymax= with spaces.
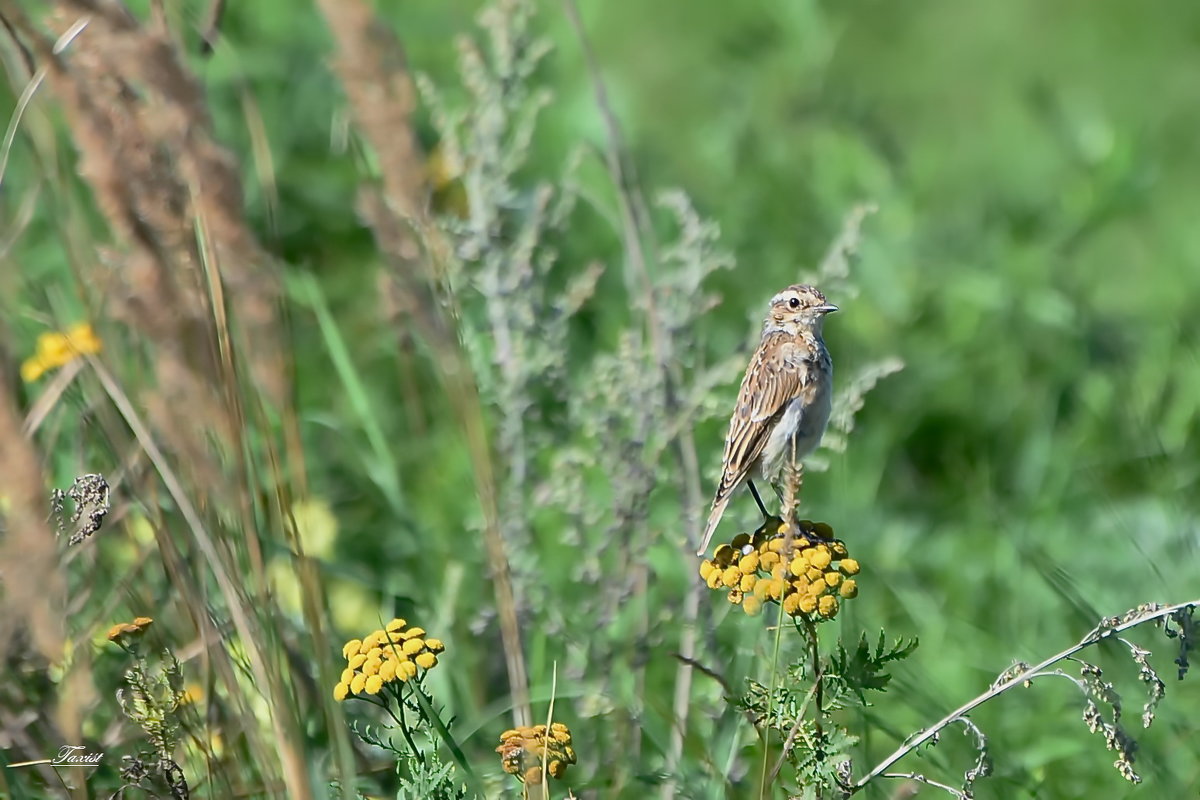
xmin=21 ymin=323 xmax=102 ymax=382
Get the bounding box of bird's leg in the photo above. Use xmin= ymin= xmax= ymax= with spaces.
xmin=747 ymin=479 xmax=770 ymax=518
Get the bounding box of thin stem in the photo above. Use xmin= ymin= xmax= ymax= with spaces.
xmin=853 ymin=599 xmax=1200 ymax=792
xmin=768 ymin=679 xmax=820 ymax=784
xmin=757 ymin=608 xmax=787 ymax=799
xmin=880 ymin=772 xmax=970 ymax=799
xmin=389 ymin=685 xmax=425 ymax=765
xmin=801 ymin=616 xmax=824 ymax=741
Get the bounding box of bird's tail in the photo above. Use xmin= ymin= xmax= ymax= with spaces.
xmin=697 ymin=495 xmax=731 ymax=557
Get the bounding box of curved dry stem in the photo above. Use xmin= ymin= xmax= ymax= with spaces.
xmin=853 ymin=599 xmax=1199 ymax=793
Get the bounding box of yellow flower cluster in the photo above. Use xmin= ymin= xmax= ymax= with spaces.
xmin=21 ymin=323 xmax=102 ymax=382
xmin=333 ymin=619 xmax=445 ymax=701
xmin=496 ymin=722 xmax=576 ymax=785
xmin=106 ymin=616 xmax=154 ymax=653
xmin=699 ymin=517 xmax=860 ymax=620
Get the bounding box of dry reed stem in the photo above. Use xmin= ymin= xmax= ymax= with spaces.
xmin=13 ymin=0 xmax=285 ymax=490
xmin=316 ymin=0 xmax=534 ymax=727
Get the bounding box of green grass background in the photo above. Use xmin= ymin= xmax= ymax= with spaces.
xmin=3 ymin=0 xmax=1199 ymax=798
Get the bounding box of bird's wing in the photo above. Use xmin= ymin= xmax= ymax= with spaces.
xmin=712 ymin=339 xmax=806 ymax=505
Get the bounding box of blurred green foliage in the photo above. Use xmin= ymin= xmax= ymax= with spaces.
xmin=4 ymin=0 xmax=1199 ymax=797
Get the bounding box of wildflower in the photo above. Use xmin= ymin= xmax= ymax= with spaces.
xmin=497 ymin=722 xmax=577 ymax=785
xmin=334 ymin=619 xmax=446 ymax=701
xmin=698 ymin=517 xmax=861 ymax=622
xmin=21 ymin=322 xmax=102 ymax=382
xmin=106 ymin=616 xmax=154 ymax=654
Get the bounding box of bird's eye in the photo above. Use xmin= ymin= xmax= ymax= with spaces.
xmin=788 ymin=297 xmax=801 ymax=309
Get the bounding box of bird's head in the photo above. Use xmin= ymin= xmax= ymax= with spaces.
xmin=765 ymin=284 xmax=838 ymax=332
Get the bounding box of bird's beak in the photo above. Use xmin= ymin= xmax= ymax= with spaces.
xmin=816 ymin=303 xmax=838 ymax=314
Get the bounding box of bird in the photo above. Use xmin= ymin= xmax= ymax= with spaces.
xmin=697 ymin=284 xmax=837 ymax=556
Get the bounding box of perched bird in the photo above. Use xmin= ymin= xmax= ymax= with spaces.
xmin=697 ymin=284 xmax=837 ymax=556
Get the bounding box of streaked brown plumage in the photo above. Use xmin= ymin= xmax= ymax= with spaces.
xmin=697 ymin=285 xmax=837 ymax=556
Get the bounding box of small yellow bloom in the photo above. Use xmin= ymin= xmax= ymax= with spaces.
xmin=350 ymin=673 xmax=367 ymax=694
xmin=807 ymin=577 xmax=828 ymax=597
xmin=362 ymin=657 xmax=382 ymax=676
xmin=782 ymin=592 xmax=803 ymax=616
xmin=818 ymin=595 xmax=839 ymax=618
xmin=364 ymin=675 xmax=383 ymax=694
xmin=348 ymin=654 xmax=367 ymax=669
xmin=727 ymin=589 xmax=744 ymax=605
xmin=806 ymin=567 xmax=823 ymax=583
xmin=342 ymin=639 xmax=362 ymax=659
xmin=840 ymin=558 xmax=860 ymax=576
xmin=379 ymin=660 xmax=397 ymax=682
xmin=705 ymin=570 xmax=723 ymax=589
xmin=699 ymin=560 xmax=715 ymax=580
xmin=839 ymin=579 xmax=858 ymax=599
xmin=398 ymin=661 xmax=418 ymax=681
xmin=548 ymin=760 xmax=566 ymax=778
xmin=738 ymin=573 xmax=757 ymax=593
xmin=20 ymin=357 xmax=47 ymax=382
xmin=402 ymin=638 xmax=425 ymax=656
xmin=742 ymin=595 xmax=763 ymax=616
xmin=180 ymin=682 xmax=204 ymax=705
xmin=366 ymin=646 xmax=383 ymax=660
xmin=333 ymin=682 xmax=349 ymax=701
xmin=720 ymin=566 xmax=740 ymax=588
xmin=340 ymin=667 xmax=355 ymax=684
xmin=21 ymin=323 xmax=102 ymax=382
xmin=738 ymin=553 xmax=759 ymax=573
xmin=386 ymin=618 xmax=407 ymax=632
xmin=425 ymin=639 xmax=445 ymax=653
xmin=759 ymin=551 xmax=780 ymax=569
xmin=290 ymin=497 xmax=338 ymax=559
xmin=415 ymin=652 xmax=438 ymax=670
xmin=402 ymin=626 xmax=426 ymax=639
xmin=789 ymin=555 xmax=808 ymax=577
xmin=809 ymin=547 xmax=832 ymax=569
xmin=824 ymin=571 xmax=842 ymax=588
xmin=798 ymin=595 xmax=818 ymax=615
